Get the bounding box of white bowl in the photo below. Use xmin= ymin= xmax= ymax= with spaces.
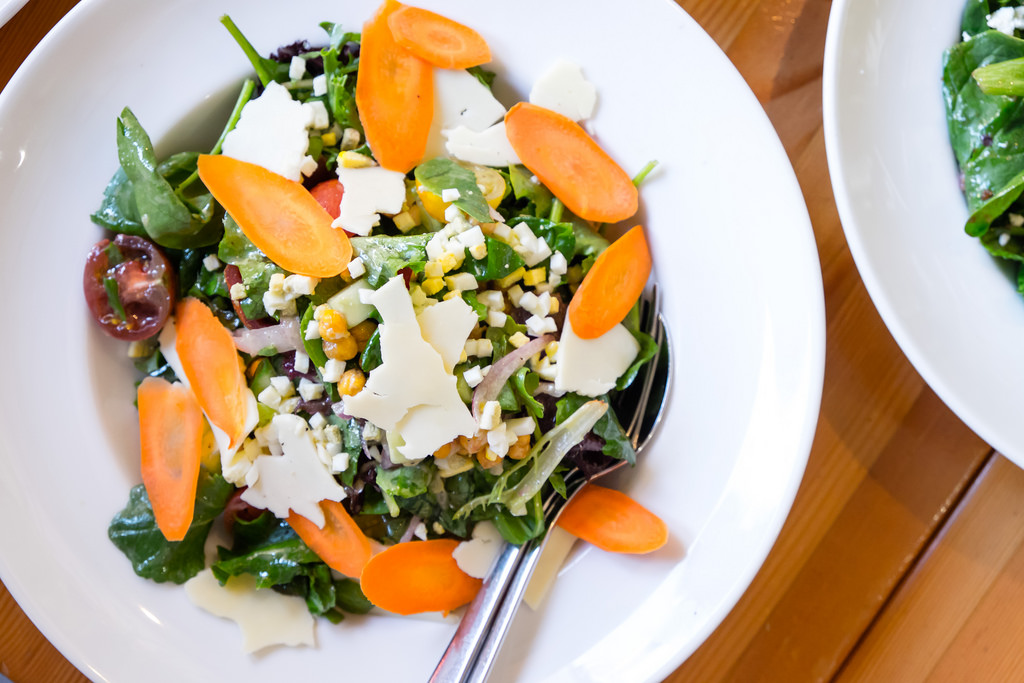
xmin=824 ymin=0 xmax=1023 ymax=460
xmin=0 ymin=0 xmax=824 ymax=680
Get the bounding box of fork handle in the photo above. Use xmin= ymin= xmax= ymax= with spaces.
xmin=429 ymin=539 xmax=530 ymax=683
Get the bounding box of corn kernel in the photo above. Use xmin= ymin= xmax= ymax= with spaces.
xmin=321 ymin=131 xmax=337 ymax=147
xmin=549 ymin=297 xmax=560 ymax=314
xmin=469 ymin=242 xmax=487 ymax=260
xmin=421 ymin=277 xmax=445 ymax=296
xmin=439 ymin=252 xmax=460 ymax=273
xmin=340 ymin=150 xmax=375 ymax=168
xmin=497 ymin=267 xmax=526 ymax=289
xmin=508 ymin=331 xmax=529 ymax=348
xmin=337 ymin=368 xmax=366 ymax=396
xmin=545 ymin=340 xmax=559 ymax=357
xmin=393 ymin=210 xmax=418 ymax=233
xmin=424 ymin=260 xmax=444 ymax=279
xmin=443 ymin=289 xmax=462 ymax=301
xmin=523 ymin=267 xmax=546 ymax=286
xmin=318 ymin=308 xmax=350 ymax=342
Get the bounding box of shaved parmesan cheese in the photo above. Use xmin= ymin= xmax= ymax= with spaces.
xmin=554 ymin=318 xmax=639 ymax=397
xmin=424 ymin=68 xmax=507 ymax=161
xmin=524 ymin=525 xmax=578 ymax=610
xmin=343 ymin=276 xmax=477 ymax=460
xmin=529 ymin=60 xmax=597 ymax=121
xmin=240 ymin=414 xmax=346 ymax=527
xmin=185 ymin=569 xmax=315 ymax=653
xmin=334 ymin=165 xmax=406 ymax=236
xmin=416 ymin=296 xmax=478 ymax=373
xmin=453 ymin=520 xmax=504 ymax=579
xmin=221 ymin=81 xmax=317 ymax=181
xmin=158 ymin=319 xmax=259 ymax=473
xmin=443 ymin=122 xmax=521 ymax=168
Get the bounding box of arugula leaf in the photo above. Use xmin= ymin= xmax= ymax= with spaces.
xmin=359 ymin=327 xmax=383 ymax=371
xmin=218 ymin=215 xmax=284 ymax=319
xmin=108 ymin=468 xmax=233 ymax=584
xmin=351 ymin=234 xmax=431 ymax=287
xmin=114 ymin=108 xmax=220 ymax=249
xmin=414 ymin=159 xmax=492 ymax=222
xmin=511 ymin=367 xmax=544 ymax=419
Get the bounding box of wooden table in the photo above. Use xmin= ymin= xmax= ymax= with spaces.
xmin=1 ymin=0 xmax=1019 ymax=681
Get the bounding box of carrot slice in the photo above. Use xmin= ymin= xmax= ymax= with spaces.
xmin=359 ymin=539 xmax=482 ymax=615
xmin=197 ymin=154 xmax=351 ymax=277
xmin=567 ymin=225 xmax=651 ymax=339
xmin=504 ymin=101 xmax=638 ymax=223
xmin=174 ymin=297 xmax=250 ymax=449
xmin=387 ymin=5 xmax=491 ymax=70
xmin=137 ymin=376 xmax=204 ymax=542
xmin=288 ymin=499 xmax=374 ymax=578
xmin=556 ymin=484 xmax=668 ymax=554
xmin=356 ymin=0 xmax=434 ymax=173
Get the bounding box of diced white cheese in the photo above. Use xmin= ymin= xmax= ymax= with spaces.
xmin=229 ymin=283 xmax=247 ymax=301
xmin=479 ymin=400 xmax=502 ymax=430
xmin=452 ymin=521 xmax=504 ymax=579
xmin=424 ymin=68 xmax=507 ymax=161
xmin=304 ymin=100 xmax=330 ymax=130
xmin=416 ymin=296 xmax=478 ymax=373
xmin=554 ymin=318 xmax=639 ymax=397
xmin=549 ymin=251 xmax=568 ymax=275
xmin=507 ymin=417 xmax=535 ymax=437
xmin=202 ymin=254 xmax=222 ymax=271
xmin=463 ymin=365 xmax=484 ymax=388
xmin=342 ymin=276 xmax=477 ymax=459
xmin=185 ymin=569 xmax=315 ymax=653
xmin=305 ymin=319 xmax=321 ymax=341
xmin=486 ymin=421 xmax=512 ymax=457
xmin=270 ymin=375 xmax=294 ymax=397
xmin=334 ymin=166 xmax=406 ymax=236
xmin=441 ymin=188 xmax=462 ymax=202
xmin=289 ymin=56 xmax=306 ymax=81
xmin=298 ymin=378 xmax=324 ymax=401
xmin=346 ymin=256 xmax=367 ymax=279
xmin=443 ymin=122 xmax=522 ymax=167
xmin=293 ymin=350 xmax=310 ymax=375
xmin=221 ymin=81 xmax=316 ymax=181
xmin=312 ymin=74 xmax=327 ymax=97
xmin=240 ymin=413 xmax=347 ymax=527
xmin=529 ymin=60 xmax=598 ymax=121
xmin=486 ymin=310 xmax=507 ymax=328
xmin=327 ymin=278 xmax=376 ymax=327
xmin=321 ymin=359 xmax=345 ymax=383
xmin=526 ymin=315 xmax=557 ymax=336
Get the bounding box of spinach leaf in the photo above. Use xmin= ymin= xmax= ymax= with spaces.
xmin=218 ymin=215 xmax=284 ymax=319
xmin=108 ymin=469 xmax=233 ymax=584
xmin=461 ymin=237 xmax=524 ymax=280
xmin=212 ymin=536 xmax=321 ymax=589
xmin=376 ymin=462 xmax=432 ymax=499
xmin=555 ymin=393 xmax=636 ymax=465
xmin=414 ymin=158 xmax=492 ymax=222
xmin=351 ymin=234 xmax=431 ymax=287
xmin=114 ymin=108 xmax=220 ymax=249
xmin=359 ymin=327 xmax=383 ymax=372
xmin=335 ymin=577 xmax=373 ymax=614
xmin=461 ymin=290 xmax=488 ymax=320
xmin=299 ymin=299 xmax=329 ymax=368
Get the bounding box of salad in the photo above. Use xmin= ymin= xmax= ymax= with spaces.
xmin=85 ymin=0 xmax=665 ymax=650
xmin=943 ymin=0 xmax=1024 ymax=284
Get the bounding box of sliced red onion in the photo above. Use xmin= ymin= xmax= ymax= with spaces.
xmin=232 ymin=315 xmax=302 ymax=355
xmin=398 ymin=515 xmax=421 ymax=544
xmin=471 ymin=334 xmax=552 ymax=420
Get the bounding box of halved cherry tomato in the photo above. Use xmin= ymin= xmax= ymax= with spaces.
xmin=83 ymin=234 xmax=174 ymax=341
xmin=310 ymin=179 xmax=345 ymax=219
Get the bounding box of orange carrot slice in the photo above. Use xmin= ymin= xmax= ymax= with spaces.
xmin=556 ymin=484 xmax=668 ymax=554
xmin=504 ymin=101 xmax=638 ymax=223
xmin=356 ymin=0 xmax=434 ymax=173
xmin=174 ymin=297 xmax=250 ymax=449
xmin=359 ymin=539 xmax=482 ymax=615
xmin=137 ymin=376 xmax=204 ymax=542
xmin=567 ymin=225 xmax=651 ymax=339
xmin=197 ymin=154 xmax=351 ymax=277
xmin=387 ymin=5 xmax=491 ymax=70
xmin=287 ymin=499 xmax=374 ymax=578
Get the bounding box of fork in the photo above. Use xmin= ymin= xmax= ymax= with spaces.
xmin=430 ymin=285 xmax=670 ymax=683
